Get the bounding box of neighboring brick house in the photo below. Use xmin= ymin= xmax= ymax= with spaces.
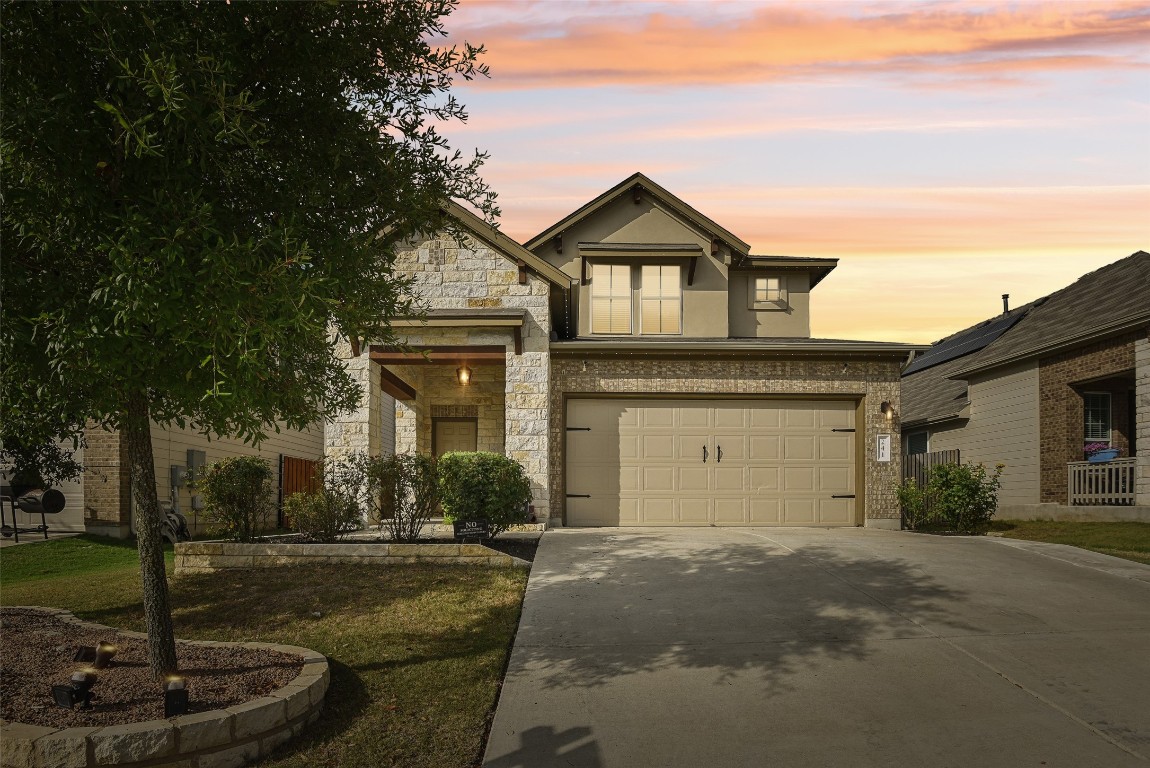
xmin=902 ymin=252 xmax=1150 ymax=519
xmin=335 ymin=174 xmax=924 ymax=528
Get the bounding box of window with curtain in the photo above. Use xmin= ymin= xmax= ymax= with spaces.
xmin=640 ymin=265 xmax=682 ymax=334
xmin=1083 ymin=392 xmax=1111 ymax=442
xmin=590 ymin=263 xmax=632 ymax=334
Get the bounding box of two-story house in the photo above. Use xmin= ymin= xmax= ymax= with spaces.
xmin=326 ymin=173 xmax=924 ymax=528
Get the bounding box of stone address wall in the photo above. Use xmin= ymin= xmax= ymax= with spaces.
xmin=0 ymin=608 xmax=329 ymax=768
xmin=174 ymin=541 xmax=530 ymax=574
xmin=549 ymin=356 xmax=904 ymax=525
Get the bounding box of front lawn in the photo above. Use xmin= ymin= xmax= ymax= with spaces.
xmin=0 ymin=537 xmax=528 ymax=768
xmin=990 ymin=520 xmax=1150 ymax=565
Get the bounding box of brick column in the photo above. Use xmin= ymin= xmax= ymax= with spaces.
xmin=1136 ymin=334 xmax=1150 ymax=505
xmin=82 ymin=424 xmax=132 ymax=538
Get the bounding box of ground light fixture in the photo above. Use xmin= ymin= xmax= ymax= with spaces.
xmin=456 ymin=365 xmax=472 ymax=385
xmin=51 ymin=670 xmax=97 ymax=709
xmin=74 ymin=640 xmax=117 ymax=669
xmin=164 ymin=676 xmax=189 ymax=717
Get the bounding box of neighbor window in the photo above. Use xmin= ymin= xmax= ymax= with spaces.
xmin=1083 ymin=392 xmax=1111 ymax=443
xmin=905 ymin=431 xmax=929 ymax=455
xmin=591 ymin=263 xmax=632 ymax=334
xmin=640 ymin=265 xmax=682 ymax=335
xmin=750 ymin=275 xmax=787 ymax=309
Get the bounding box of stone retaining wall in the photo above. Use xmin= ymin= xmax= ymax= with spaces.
xmin=175 ymin=541 xmax=529 ymax=576
xmin=0 ymin=608 xmax=329 ymax=768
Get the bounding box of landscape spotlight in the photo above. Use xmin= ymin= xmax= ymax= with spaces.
xmin=74 ymin=640 xmax=117 ymax=669
xmin=51 ymin=670 xmax=97 ymax=709
xmin=164 ymin=677 xmax=189 ymax=718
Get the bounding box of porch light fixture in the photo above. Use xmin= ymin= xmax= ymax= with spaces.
xmin=51 ymin=670 xmax=97 ymax=710
xmin=880 ymin=401 xmax=894 ymax=418
xmin=456 ymin=365 xmax=472 ymax=386
xmin=164 ymin=676 xmax=189 ymax=717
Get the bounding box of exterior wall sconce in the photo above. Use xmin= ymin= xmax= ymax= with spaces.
xmin=881 ymin=401 xmax=894 ymax=419
xmin=457 ymin=365 xmax=472 ymax=386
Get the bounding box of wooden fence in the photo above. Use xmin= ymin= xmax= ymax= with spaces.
xmin=903 ymin=449 xmax=961 ymax=486
xmin=279 ymin=454 xmax=320 ymax=527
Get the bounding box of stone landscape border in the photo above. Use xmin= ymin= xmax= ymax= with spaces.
xmin=0 ymin=608 xmax=329 ymax=768
xmin=174 ymin=541 xmax=530 ymax=576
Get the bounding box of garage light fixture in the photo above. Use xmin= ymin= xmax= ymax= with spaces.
xmin=880 ymin=401 xmax=894 ymax=419
xmin=456 ymin=365 xmax=472 ymax=386
xmin=164 ymin=676 xmax=189 ymax=717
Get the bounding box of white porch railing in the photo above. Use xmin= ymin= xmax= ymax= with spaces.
xmin=1068 ymin=458 xmax=1136 ymax=506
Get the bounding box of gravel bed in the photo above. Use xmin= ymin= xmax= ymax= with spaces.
xmin=0 ymin=608 xmax=304 ymax=728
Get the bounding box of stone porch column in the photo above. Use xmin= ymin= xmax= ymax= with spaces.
xmin=1136 ymin=334 xmax=1150 ymax=505
xmin=505 ymin=330 xmax=551 ymax=523
xmin=324 ymin=346 xmax=383 ymax=460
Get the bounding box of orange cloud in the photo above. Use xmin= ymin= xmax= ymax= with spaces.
xmin=448 ymin=1 xmax=1150 ymax=89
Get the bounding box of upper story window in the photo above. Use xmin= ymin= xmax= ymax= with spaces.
xmin=1083 ymin=392 xmax=1111 ymax=443
xmin=750 ymin=276 xmax=787 ymax=310
xmin=590 ymin=263 xmax=632 ymax=334
xmin=639 ymin=265 xmax=682 ymax=335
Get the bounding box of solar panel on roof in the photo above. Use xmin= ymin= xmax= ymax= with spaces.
xmin=903 ymin=311 xmax=1027 ymax=375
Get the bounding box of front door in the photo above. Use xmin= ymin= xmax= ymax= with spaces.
xmin=434 ymin=418 xmax=478 ymax=456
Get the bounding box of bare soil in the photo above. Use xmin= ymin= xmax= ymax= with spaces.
xmin=0 ymin=608 xmax=304 ymax=728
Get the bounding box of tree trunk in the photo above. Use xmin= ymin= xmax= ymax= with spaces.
xmin=124 ymin=392 xmax=179 ymax=678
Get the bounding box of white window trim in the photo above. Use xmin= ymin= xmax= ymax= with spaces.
xmin=749 ymin=275 xmax=788 ymax=311
xmin=639 ymin=264 xmax=683 ymax=336
xmin=1083 ymin=391 xmax=1112 ymax=444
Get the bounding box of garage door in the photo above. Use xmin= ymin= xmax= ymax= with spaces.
xmin=565 ymin=399 xmax=857 ymax=527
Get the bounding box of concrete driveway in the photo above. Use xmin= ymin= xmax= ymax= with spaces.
xmin=483 ymin=528 xmax=1150 ymax=768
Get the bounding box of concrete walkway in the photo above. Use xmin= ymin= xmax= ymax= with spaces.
xmin=484 ymin=528 xmax=1150 ymax=768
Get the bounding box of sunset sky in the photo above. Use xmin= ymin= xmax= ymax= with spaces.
xmin=440 ymin=0 xmax=1150 ymax=344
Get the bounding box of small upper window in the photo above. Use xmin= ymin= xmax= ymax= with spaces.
xmin=750 ymin=276 xmax=787 ymax=310
xmin=1083 ymin=392 xmax=1111 ymax=443
xmin=640 ymin=265 xmax=681 ymax=335
xmin=590 ymin=263 xmax=632 ymax=334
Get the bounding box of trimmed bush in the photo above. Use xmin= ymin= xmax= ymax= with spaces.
xmin=197 ymin=456 xmax=275 ymax=542
xmin=360 ymin=453 xmax=439 ymax=542
xmin=284 ymin=457 xmax=363 ymax=543
xmin=897 ymin=461 xmax=1004 ymax=534
xmin=438 ymin=451 xmax=532 ymax=538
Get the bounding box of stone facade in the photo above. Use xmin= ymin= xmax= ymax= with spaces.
xmin=1137 ymin=333 xmax=1150 ymax=505
xmin=1037 ymin=332 xmax=1140 ymax=503
xmin=381 ymin=235 xmax=552 ymax=517
xmin=548 ymin=357 xmax=904 ymax=525
xmin=323 ymin=338 xmax=384 ymax=459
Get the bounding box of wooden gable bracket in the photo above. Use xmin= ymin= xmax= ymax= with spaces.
xmin=516 ymin=259 xmax=527 ymax=285
xmin=513 ymin=326 xmax=523 ymax=355
xmin=710 ymin=238 xmax=720 ymax=257
xmin=379 ymin=367 xmax=417 ymax=401
xmin=632 ymin=184 xmax=643 ymax=204
xmin=581 ymin=256 xmax=589 ymax=286
xmin=687 ymin=257 xmax=698 ymax=287
xmin=553 ymin=233 xmax=563 ymax=254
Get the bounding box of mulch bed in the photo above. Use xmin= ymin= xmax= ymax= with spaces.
xmin=0 ymin=608 xmax=304 ymax=728
xmin=430 ymin=537 xmax=538 ymax=563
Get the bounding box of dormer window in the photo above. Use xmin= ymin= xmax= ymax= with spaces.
xmin=640 ymin=265 xmax=682 ymax=335
xmin=591 ymin=263 xmax=632 ymax=334
xmin=750 ymin=276 xmax=788 ymax=310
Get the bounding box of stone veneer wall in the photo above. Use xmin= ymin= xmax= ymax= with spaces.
xmin=1037 ymin=332 xmax=1140 ymax=503
xmin=174 ymin=541 xmax=529 ymax=574
xmin=390 ymin=364 xmax=506 ymax=454
xmin=385 ymin=235 xmax=552 ymax=518
xmin=548 ymin=357 xmax=904 ymax=525
xmin=1137 ymin=333 xmax=1150 ymax=505
xmin=0 ymin=608 xmax=328 ymax=768
xmin=324 ymin=341 xmax=384 ymax=459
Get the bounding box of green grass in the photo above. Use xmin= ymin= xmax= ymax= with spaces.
xmin=0 ymin=538 xmax=528 ymax=768
xmin=990 ymin=520 xmax=1150 ymax=565
xmin=0 ymin=534 xmax=173 ymax=585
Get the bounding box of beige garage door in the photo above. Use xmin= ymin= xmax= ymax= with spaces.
xmin=565 ymin=399 xmax=857 ymax=527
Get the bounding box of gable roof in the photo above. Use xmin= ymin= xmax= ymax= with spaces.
xmin=524 ymin=172 xmax=752 ymax=256
xmin=445 ymin=201 xmax=572 ymax=288
xmin=950 ymin=251 xmax=1150 ymax=377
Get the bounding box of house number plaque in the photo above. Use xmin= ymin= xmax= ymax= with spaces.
xmin=876 ymin=434 xmax=892 ymax=463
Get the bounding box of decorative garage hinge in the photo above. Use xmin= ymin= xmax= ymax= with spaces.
xmin=566 ymin=427 xmax=591 ymax=431
xmin=831 ymin=428 xmax=856 ymax=433
xmin=566 ymin=494 xmax=591 ymax=498
xmin=831 ymin=495 xmax=856 ymax=499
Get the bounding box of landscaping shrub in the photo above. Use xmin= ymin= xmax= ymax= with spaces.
xmin=196 ymin=456 xmax=275 ymax=542
xmin=360 ymin=453 xmax=439 ymax=542
xmin=438 ymin=451 xmax=532 ymax=537
xmin=898 ymin=462 xmax=1004 ymax=534
xmin=284 ymin=457 xmax=364 ymax=543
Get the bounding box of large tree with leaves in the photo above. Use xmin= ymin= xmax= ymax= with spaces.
xmin=1 ymin=1 xmax=495 ymax=678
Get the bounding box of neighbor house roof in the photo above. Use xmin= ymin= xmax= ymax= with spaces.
xmin=524 ymin=172 xmax=752 ymax=256
xmin=445 ymin=201 xmax=572 ymax=288
xmin=950 ymin=251 xmax=1150 ymax=377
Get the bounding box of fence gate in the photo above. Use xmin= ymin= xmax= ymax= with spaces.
xmin=279 ymin=455 xmax=320 ymax=527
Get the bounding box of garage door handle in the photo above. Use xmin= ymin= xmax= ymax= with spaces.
xmin=566 ymin=494 xmax=591 ymax=498
xmin=717 ymin=445 xmax=723 ymax=463
xmin=702 ymin=445 xmax=708 ymax=463
xmin=832 ymin=494 xmax=856 ymax=499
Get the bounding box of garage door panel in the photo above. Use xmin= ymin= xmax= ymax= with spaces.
xmin=567 ymin=398 xmax=857 ymax=527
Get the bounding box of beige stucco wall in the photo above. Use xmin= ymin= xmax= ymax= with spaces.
xmin=385 ymin=234 xmax=552 ymax=517
xmin=549 ymin=356 xmax=904 ymax=526
xmin=727 ymin=271 xmax=812 ymax=338
xmin=916 ymin=361 xmax=1041 ymax=506
xmin=531 ymin=195 xmax=731 ymax=338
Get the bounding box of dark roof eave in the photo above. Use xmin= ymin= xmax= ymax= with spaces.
xmin=550 ymin=339 xmax=928 ymax=356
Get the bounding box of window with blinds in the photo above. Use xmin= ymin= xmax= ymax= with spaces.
xmin=591 ymin=263 xmax=632 ymax=334
xmin=750 ymin=275 xmax=787 ymax=309
xmin=640 ymin=265 xmax=681 ymax=334
xmin=1083 ymin=392 xmax=1111 ymax=442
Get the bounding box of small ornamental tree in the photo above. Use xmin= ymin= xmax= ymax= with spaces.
xmin=1 ymin=1 xmax=494 ymax=678
xmin=438 ymin=452 xmax=533 ymax=537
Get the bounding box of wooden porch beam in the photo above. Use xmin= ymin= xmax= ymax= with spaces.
xmin=379 ymin=367 xmax=417 ymax=400
xmin=369 ymin=345 xmax=507 ymax=366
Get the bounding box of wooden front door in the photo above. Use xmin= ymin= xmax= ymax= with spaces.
xmin=434 ymin=418 xmax=478 ymax=456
